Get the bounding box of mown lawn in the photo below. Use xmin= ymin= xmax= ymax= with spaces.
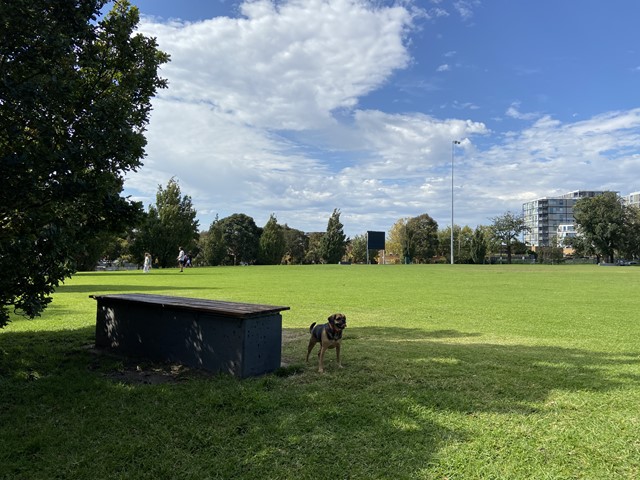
xmin=1 ymin=264 xmax=639 ymax=479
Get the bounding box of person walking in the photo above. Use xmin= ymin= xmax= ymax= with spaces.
xmin=143 ymin=252 xmax=152 ymax=273
xmin=177 ymin=246 xmax=185 ymax=272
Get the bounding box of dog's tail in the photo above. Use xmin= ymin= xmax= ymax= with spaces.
xmin=309 ymin=322 xmax=317 ymax=333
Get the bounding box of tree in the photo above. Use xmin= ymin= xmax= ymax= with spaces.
xmin=258 ymin=214 xmax=286 ymax=265
xmin=536 ymin=246 xmax=564 ymax=264
xmin=573 ymin=192 xmax=627 ymax=263
xmin=469 ymin=226 xmax=488 ymax=264
xmin=320 ymin=209 xmax=347 ymax=263
xmin=489 ymin=211 xmax=529 ymax=264
xmin=437 ymin=225 xmax=474 ymax=263
xmin=386 ymin=218 xmax=406 ymax=259
xmin=133 ymin=179 xmax=199 ymax=268
xmin=620 ymin=206 xmax=640 ymax=261
xmin=0 ymin=0 xmax=168 ymax=327
xmin=406 ymin=213 xmax=439 ymax=263
xmin=200 ymin=216 xmax=227 ymax=266
xmin=305 ymin=232 xmax=324 ymax=264
xmin=218 ymin=214 xmax=261 ymax=265
xmin=281 ymin=225 xmax=308 ymax=265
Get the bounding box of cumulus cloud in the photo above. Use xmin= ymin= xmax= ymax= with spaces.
xmin=457 ymin=108 xmax=640 ymax=225
xmin=139 ymin=0 xmax=412 ymax=130
xmin=126 ymin=0 xmax=640 ymax=235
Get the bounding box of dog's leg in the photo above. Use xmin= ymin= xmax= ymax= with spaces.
xmin=306 ymin=339 xmax=317 ymax=363
xmin=318 ymin=344 xmax=328 ymax=373
xmin=336 ymin=342 xmax=343 ymax=368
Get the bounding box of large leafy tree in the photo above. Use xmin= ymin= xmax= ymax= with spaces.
xmin=349 ymin=234 xmax=367 ymax=263
xmin=219 ymin=214 xmax=261 ymax=265
xmin=258 ymin=214 xmax=286 ymax=265
xmin=489 ymin=211 xmax=529 ymax=264
xmin=0 ymin=0 xmax=168 ymax=327
xmin=573 ymin=191 xmax=627 ymax=263
xmin=281 ymin=225 xmax=308 ymax=265
xmin=320 ymin=208 xmax=347 ymax=263
xmin=405 ymin=213 xmax=438 ymax=263
xmin=133 ymin=178 xmax=199 ymax=268
xmin=200 ymin=216 xmax=227 ymax=266
xmin=304 ymin=232 xmax=324 ymax=264
xmin=620 ymin=206 xmax=640 ymax=261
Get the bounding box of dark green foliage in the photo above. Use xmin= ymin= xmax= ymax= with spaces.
xmin=218 ymin=214 xmax=261 ymax=265
xmin=131 ymin=178 xmax=199 ymax=268
xmin=304 ymin=232 xmax=324 ymax=264
xmin=320 ymin=208 xmax=347 ymax=263
xmin=620 ymin=206 xmax=640 ymax=260
xmin=470 ymin=227 xmax=488 ymax=264
xmin=258 ymin=214 xmax=286 ymax=265
xmin=573 ymin=192 xmax=628 ymax=263
xmin=0 ymin=0 xmax=168 ymax=326
xmin=200 ymin=217 xmax=227 ymax=266
xmin=281 ymin=225 xmax=308 ymax=264
xmin=405 ymin=213 xmax=439 ymax=263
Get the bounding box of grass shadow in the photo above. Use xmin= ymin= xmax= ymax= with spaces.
xmin=2 ymin=325 xmax=639 ymax=478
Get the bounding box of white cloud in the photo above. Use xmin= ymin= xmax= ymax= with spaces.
xmin=436 ymin=64 xmax=451 ymax=72
xmin=126 ymin=0 xmax=640 ymax=236
xmin=453 ymin=0 xmax=480 ymax=21
xmin=457 ymin=108 xmax=640 ymax=225
xmin=505 ymin=102 xmax=541 ymax=121
xmin=139 ymin=0 xmax=413 ymax=130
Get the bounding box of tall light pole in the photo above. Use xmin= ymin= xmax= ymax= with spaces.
xmin=451 ymin=140 xmax=461 ymax=265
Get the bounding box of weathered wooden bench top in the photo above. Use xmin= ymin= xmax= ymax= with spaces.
xmin=90 ymin=293 xmax=290 ymax=319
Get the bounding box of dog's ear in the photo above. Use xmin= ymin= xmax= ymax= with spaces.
xmin=328 ymin=314 xmax=337 ymax=324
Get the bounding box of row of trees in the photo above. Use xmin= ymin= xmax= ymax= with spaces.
xmin=102 ymin=178 xmax=350 ymax=268
xmin=105 ymin=179 xmax=534 ymax=269
xmin=79 ymin=185 xmax=640 ymax=274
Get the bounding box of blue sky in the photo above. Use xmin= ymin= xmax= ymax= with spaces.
xmin=121 ymin=0 xmax=640 ymax=236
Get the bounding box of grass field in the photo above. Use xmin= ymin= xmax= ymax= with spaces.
xmin=1 ymin=264 xmax=639 ymax=479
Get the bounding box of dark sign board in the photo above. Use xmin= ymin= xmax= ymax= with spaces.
xmin=367 ymin=231 xmax=386 ymax=250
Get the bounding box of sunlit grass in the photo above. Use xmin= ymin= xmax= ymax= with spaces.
xmin=1 ymin=264 xmax=640 ymax=479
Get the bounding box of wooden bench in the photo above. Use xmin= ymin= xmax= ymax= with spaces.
xmin=91 ymin=293 xmax=290 ymax=378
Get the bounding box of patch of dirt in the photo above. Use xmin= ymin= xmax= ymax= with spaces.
xmin=85 ymin=329 xmax=310 ymax=384
xmin=86 ymin=346 xmax=207 ymax=385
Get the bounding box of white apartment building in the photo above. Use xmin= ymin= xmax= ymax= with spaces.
xmin=523 ymin=190 xmax=608 ymax=247
xmin=623 ymin=192 xmax=640 ymax=208
xmin=556 ymin=224 xmax=578 ymax=243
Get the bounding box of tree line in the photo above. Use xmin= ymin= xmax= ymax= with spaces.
xmin=92 ymin=181 xmax=640 ymax=271
xmin=97 ymin=179 xmax=533 ymax=269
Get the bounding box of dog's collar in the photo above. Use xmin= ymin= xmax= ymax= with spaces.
xmin=325 ymin=323 xmax=343 ymax=340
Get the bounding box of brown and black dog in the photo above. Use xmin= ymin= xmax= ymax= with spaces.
xmin=306 ymin=313 xmax=347 ymax=373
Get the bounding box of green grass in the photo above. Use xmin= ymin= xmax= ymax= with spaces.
xmin=1 ymin=264 xmax=640 ymax=479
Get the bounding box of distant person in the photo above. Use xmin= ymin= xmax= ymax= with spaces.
xmin=143 ymin=253 xmax=151 ymax=273
xmin=177 ymin=246 xmax=185 ymax=272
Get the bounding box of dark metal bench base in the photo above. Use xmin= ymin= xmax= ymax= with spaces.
xmin=91 ymin=294 xmax=290 ymax=378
